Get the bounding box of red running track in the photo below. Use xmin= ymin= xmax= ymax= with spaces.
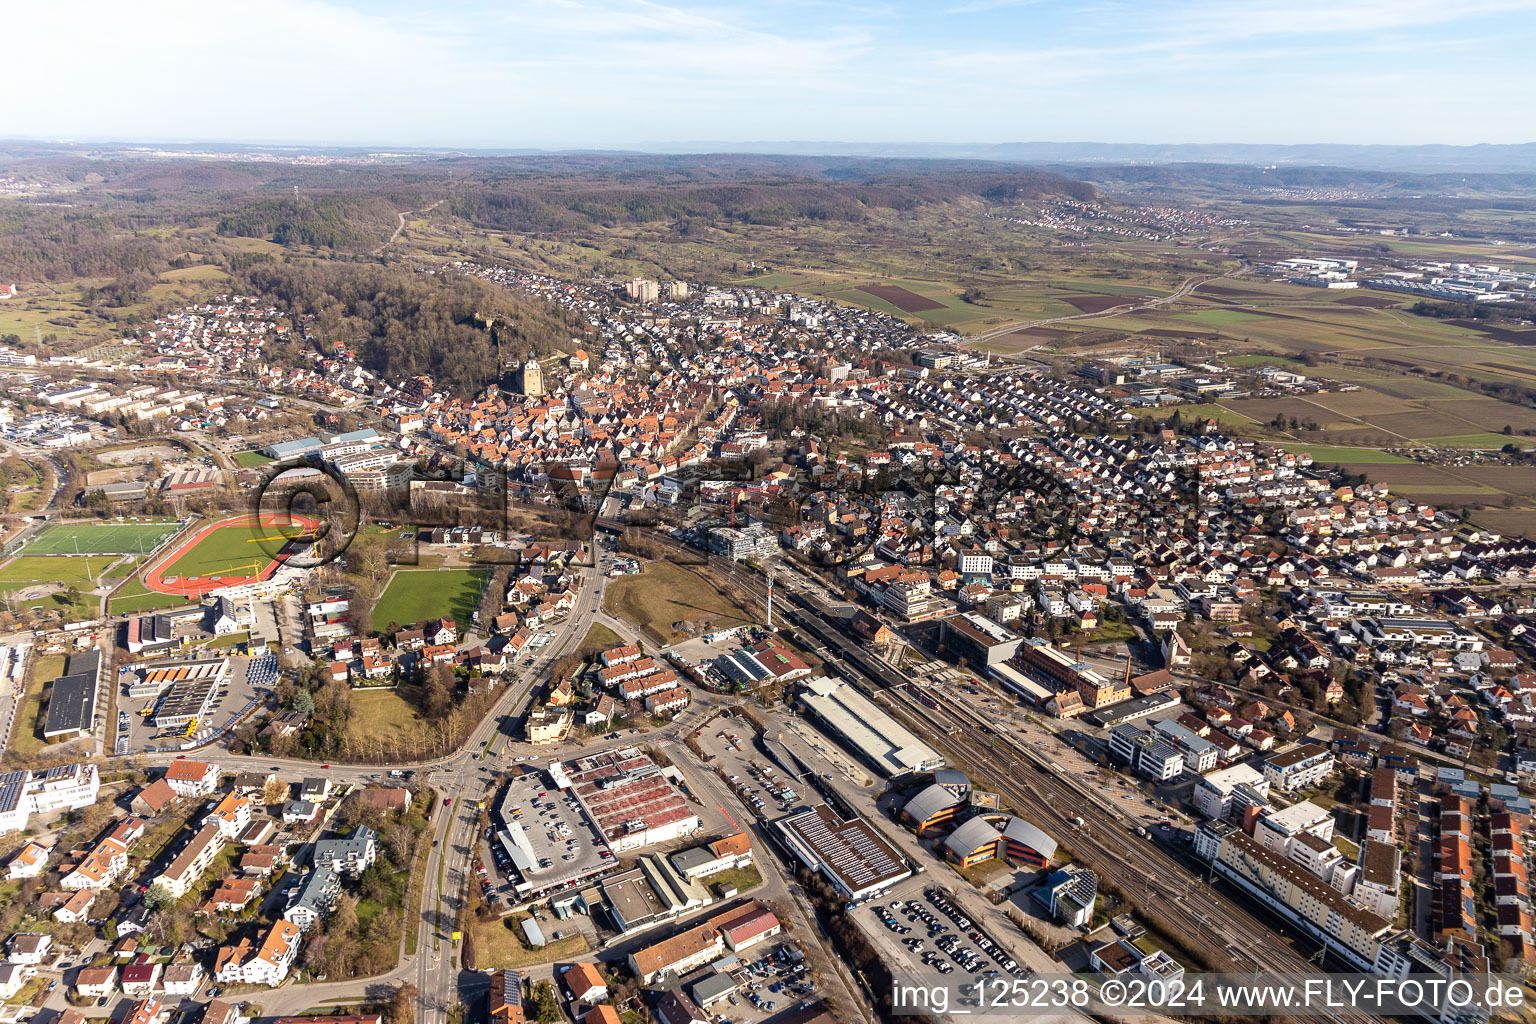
xmin=141 ymin=512 xmax=317 ymax=598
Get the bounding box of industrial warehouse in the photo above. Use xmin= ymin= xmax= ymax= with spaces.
xmin=772 ymin=803 xmax=911 ymax=902
xmin=797 ymin=676 xmax=944 ymax=778
xmin=125 ymin=655 xmax=232 ymax=729
xmin=42 ymin=649 xmax=101 ymax=740
xmin=559 ymin=748 xmax=704 ymax=852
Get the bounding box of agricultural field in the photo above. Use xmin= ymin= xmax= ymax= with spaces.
xmin=603 ymin=560 xmax=754 ymax=645
xmin=1174 ymin=309 xmax=1274 ymax=325
xmin=824 ymin=279 xmax=993 ymax=327
xmin=1273 ymin=444 xmax=1412 ymax=465
xmin=371 ymin=569 xmax=487 ymax=631
xmin=20 ymin=519 xmax=180 ymax=556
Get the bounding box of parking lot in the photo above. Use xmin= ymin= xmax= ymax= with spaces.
xmin=855 ymin=881 xmax=1028 ymax=1002
xmin=116 ymin=651 xmax=267 ymax=754
xmin=691 ymin=717 xmax=811 ymax=824
xmin=677 ymin=939 xmax=817 ymax=1023
xmin=488 ymin=768 xmax=611 ymax=895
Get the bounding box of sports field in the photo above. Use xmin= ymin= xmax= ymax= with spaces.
xmin=21 ymin=519 xmax=180 ymax=556
xmin=233 ymin=450 xmax=274 ymax=468
xmin=164 ymin=518 xmax=304 ymax=578
xmin=372 ymin=569 xmax=487 ymax=631
xmin=142 ymin=513 xmax=317 ymax=598
xmin=0 ymin=555 xmax=115 ymax=585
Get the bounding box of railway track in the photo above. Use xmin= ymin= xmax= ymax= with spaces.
xmin=621 ymin=532 xmax=1373 ymax=1022
xmin=876 ymin=683 xmax=1379 ymax=1024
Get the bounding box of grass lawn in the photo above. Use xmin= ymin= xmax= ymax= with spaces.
xmin=160 ymin=264 xmax=231 ymax=282
xmin=0 ymin=555 xmax=116 ymax=585
xmin=233 ymin=450 xmax=274 ymax=468
xmin=402 ymin=795 xmax=437 ymax=957
xmin=372 ymin=569 xmax=487 ymax=631
xmin=574 ymin=622 xmax=623 ymax=660
xmin=109 ymin=577 xmax=191 ymax=615
xmin=603 ymin=561 xmax=753 ymax=644
xmin=701 ymin=864 xmax=763 ymax=897
xmin=953 ymin=857 xmax=1010 ymax=888
xmin=1273 ymin=443 xmax=1413 ymax=464
xmin=1178 ymin=403 xmax=1265 ymax=429
xmin=345 ymin=689 xmax=434 ymax=752
xmin=3 ymin=461 xmax=40 ymax=515
xmin=20 ymin=519 xmax=179 ymax=556
xmin=471 ymin=914 xmax=589 ymax=970
xmin=12 ymin=653 xmax=64 ymax=759
xmin=164 ymin=520 xmax=298 ymax=578
xmin=100 ymin=557 xmax=139 ymax=579
xmin=7 ymin=976 xmax=47 ymax=1006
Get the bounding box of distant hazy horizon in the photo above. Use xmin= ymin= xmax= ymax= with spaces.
xmin=5 ymin=137 xmax=1535 ymax=175
xmin=12 ymin=0 xmax=1536 ymax=152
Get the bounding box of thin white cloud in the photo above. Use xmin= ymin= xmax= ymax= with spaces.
xmin=4 ymin=0 xmax=1535 ymax=146
xmin=946 ymin=0 xmax=1047 ymax=14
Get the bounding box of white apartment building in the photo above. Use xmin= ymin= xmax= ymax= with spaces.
xmin=0 ymin=764 xmax=101 ymax=835
xmin=154 ymin=824 xmax=225 ymax=899
xmin=216 ymin=921 xmax=302 ymax=987
xmin=162 ymin=760 xmax=221 ymax=798
xmin=1192 ymin=764 xmax=1271 ymax=820
xmin=1262 ymin=745 xmax=1334 ymax=792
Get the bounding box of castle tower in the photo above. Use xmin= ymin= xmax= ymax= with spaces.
xmin=520 ymin=352 xmax=544 ymax=397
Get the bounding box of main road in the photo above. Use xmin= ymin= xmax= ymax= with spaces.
xmin=129 ymin=552 xmax=611 ymax=1023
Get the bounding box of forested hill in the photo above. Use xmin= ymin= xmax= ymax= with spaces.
xmin=445 ymin=158 xmax=1095 ymax=231
xmin=216 ymin=194 xmax=403 ymax=251
xmin=237 ymin=262 xmax=575 ymax=397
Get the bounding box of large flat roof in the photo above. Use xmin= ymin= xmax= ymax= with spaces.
xmin=945 ymin=612 xmax=1019 ymax=648
xmin=775 ymin=804 xmax=909 ymax=900
xmin=800 ymin=677 xmax=942 ymax=777
xmin=43 ymin=673 xmax=96 ymax=737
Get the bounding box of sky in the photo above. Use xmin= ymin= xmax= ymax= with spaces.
xmin=9 ymin=0 xmax=1536 ymax=149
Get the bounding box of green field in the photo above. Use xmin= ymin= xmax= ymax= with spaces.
xmin=159 ymin=264 xmax=231 ymax=283
xmin=1420 ymin=433 xmax=1533 ymax=450
xmin=108 ymin=577 xmax=191 ymax=615
xmin=1273 ymin=444 xmax=1413 ymax=464
xmin=1224 ymin=354 xmax=1303 ymax=368
xmin=1174 ymin=310 xmax=1272 ymax=325
xmin=372 ymin=569 xmax=487 ymax=631
xmin=21 ymin=519 xmax=180 ymax=556
xmin=11 ymin=653 xmax=63 ymax=759
xmin=163 ymin=520 xmax=300 ymax=578
xmin=471 ymin=914 xmax=590 ymax=970
xmin=1174 ymin=403 xmax=1265 ymax=429
xmin=0 ymin=555 xmax=117 ymax=584
xmin=346 ymin=689 xmax=432 ymax=749
xmin=575 ymin=622 xmax=623 ymax=659
xmin=233 ymin=450 xmax=274 ymax=468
